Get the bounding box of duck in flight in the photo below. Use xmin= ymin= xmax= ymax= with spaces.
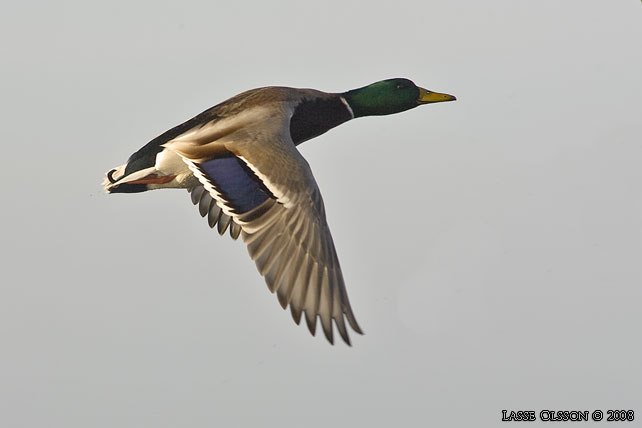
xmin=104 ymin=78 xmax=456 ymax=345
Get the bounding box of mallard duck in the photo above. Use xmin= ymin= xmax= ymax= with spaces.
xmin=104 ymin=78 xmax=456 ymax=345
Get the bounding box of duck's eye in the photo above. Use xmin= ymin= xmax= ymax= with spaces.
xmin=396 ymin=83 xmax=408 ymax=90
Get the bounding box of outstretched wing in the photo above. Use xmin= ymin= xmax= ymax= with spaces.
xmin=165 ymin=103 xmax=362 ymax=344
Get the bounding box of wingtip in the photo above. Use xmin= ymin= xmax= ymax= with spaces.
xmin=345 ymin=311 xmax=364 ymax=335
xmin=334 ymin=316 xmax=352 ymax=345
xmin=322 ymin=323 xmax=334 ymax=345
xmin=337 ymin=326 xmax=351 ymax=346
xmin=352 ymin=323 xmax=364 ymax=336
xmin=290 ymin=305 xmax=303 ymax=325
xmin=277 ymin=292 xmax=288 ymax=309
xmin=296 ymin=309 xmax=356 ymax=345
xmin=305 ymin=311 xmax=317 ymax=336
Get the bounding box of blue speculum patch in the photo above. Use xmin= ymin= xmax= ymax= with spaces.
xmin=198 ymin=156 xmax=274 ymax=213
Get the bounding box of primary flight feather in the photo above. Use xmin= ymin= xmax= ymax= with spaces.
xmin=103 ymin=78 xmax=456 ymax=345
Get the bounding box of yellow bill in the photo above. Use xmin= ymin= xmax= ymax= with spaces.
xmin=417 ymin=87 xmax=457 ymax=104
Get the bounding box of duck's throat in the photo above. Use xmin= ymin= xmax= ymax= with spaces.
xmin=289 ymin=96 xmax=353 ymax=145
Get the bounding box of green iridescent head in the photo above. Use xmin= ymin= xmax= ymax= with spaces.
xmin=342 ymin=78 xmax=456 ymax=118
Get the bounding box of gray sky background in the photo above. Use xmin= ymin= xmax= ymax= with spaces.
xmin=1 ymin=1 xmax=641 ymax=427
